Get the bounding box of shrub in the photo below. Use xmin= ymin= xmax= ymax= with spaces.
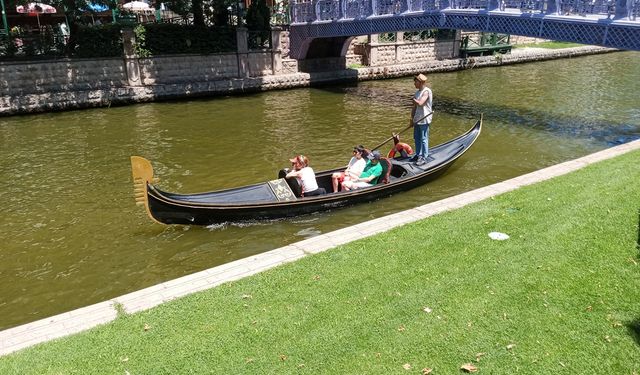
xmin=134 ymin=24 xmax=236 ymax=55
xmin=245 ymin=0 xmax=270 ymax=31
xmin=72 ymin=24 xmax=124 ymax=58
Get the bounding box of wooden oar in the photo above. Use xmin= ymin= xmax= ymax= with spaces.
xmin=371 ymin=111 xmax=433 ymax=151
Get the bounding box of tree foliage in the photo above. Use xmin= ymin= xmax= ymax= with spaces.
xmin=245 ymin=0 xmax=270 ymax=31
xmin=133 ymin=23 xmax=236 ymax=55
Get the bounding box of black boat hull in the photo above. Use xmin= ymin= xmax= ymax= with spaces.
xmin=146 ymin=164 xmax=452 ymax=225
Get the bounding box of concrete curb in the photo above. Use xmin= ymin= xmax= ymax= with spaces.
xmin=1 ymin=138 xmax=639 ymax=356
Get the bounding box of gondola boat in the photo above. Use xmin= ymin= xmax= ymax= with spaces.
xmin=131 ymin=116 xmax=482 ymax=225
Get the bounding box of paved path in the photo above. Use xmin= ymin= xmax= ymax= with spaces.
xmin=1 ymin=139 xmax=639 ymax=356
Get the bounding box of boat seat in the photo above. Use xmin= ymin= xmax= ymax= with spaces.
xmin=378 ymin=157 xmax=392 ymax=184
xmin=278 ymin=169 xmax=303 ymax=198
xmin=286 ymin=178 xmax=303 ymax=197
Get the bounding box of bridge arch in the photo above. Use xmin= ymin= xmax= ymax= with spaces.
xmin=304 ymin=36 xmax=356 ymax=59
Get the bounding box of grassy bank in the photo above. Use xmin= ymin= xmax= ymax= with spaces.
xmin=1 ymin=150 xmax=639 ymax=374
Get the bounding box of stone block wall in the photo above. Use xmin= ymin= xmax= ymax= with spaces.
xmin=434 ymin=39 xmax=459 ymax=59
xmin=397 ymin=42 xmax=437 ymax=62
xmin=247 ymin=52 xmax=275 ymax=76
xmin=138 ymin=54 xmax=239 ymax=85
xmin=0 ymin=58 xmax=128 ymax=96
xmin=0 ymin=29 xmax=286 ymax=115
xmin=0 ymin=45 xmax=615 ymax=116
xmin=371 ymin=44 xmax=397 ymax=66
xmin=356 ymin=34 xmax=459 ymax=67
xmin=345 ymin=54 xmax=364 ymax=66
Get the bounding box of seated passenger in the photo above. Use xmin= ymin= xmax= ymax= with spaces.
xmin=331 ymin=145 xmax=367 ymax=193
xmin=388 ymin=133 xmax=413 ymax=159
xmin=341 ymin=151 xmax=384 ymax=191
xmin=286 ymin=155 xmax=325 ymax=197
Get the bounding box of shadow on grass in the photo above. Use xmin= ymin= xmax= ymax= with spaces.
xmin=627 ymin=319 xmax=640 ymax=347
xmin=636 ymin=208 xmax=639 ymax=255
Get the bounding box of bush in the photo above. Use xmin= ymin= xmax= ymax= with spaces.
xmin=134 ymin=24 xmax=236 ymax=55
xmin=0 ymin=27 xmax=65 ymax=60
xmin=245 ymin=0 xmax=270 ymax=31
xmin=72 ymin=24 xmax=124 ymax=58
xmin=0 ymin=35 xmax=18 ymax=58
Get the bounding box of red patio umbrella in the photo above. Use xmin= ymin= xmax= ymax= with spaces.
xmin=16 ymin=2 xmax=57 ymax=28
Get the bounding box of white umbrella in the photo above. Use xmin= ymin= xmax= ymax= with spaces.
xmin=122 ymin=1 xmax=151 ymax=11
xmin=16 ymin=3 xmax=57 ymax=28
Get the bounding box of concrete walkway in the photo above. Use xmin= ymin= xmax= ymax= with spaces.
xmin=1 ymin=139 xmax=639 ymax=356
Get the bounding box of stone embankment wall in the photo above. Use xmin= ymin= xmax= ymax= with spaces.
xmin=351 ymin=46 xmax=615 ymax=81
xmin=0 ymin=59 xmax=128 ymax=96
xmin=137 ymin=52 xmax=276 ymax=85
xmin=354 ymin=32 xmax=460 ymax=66
xmin=0 ymin=28 xmax=286 ymax=114
xmin=0 ymin=28 xmax=616 ymax=116
xmin=0 ymin=58 xmax=130 ymax=112
xmin=138 ymin=55 xmax=239 ymax=84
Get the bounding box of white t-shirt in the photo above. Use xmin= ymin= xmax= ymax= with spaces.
xmin=298 ymin=167 xmax=318 ymax=193
xmin=346 ymin=156 xmax=357 ymax=168
xmin=346 ymin=158 xmax=366 ymax=179
xmin=413 ymin=87 xmax=433 ymax=125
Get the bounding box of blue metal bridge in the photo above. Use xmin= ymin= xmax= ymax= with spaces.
xmin=288 ymin=0 xmax=640 ymax=58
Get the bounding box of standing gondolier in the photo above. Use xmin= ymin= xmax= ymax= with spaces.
xmin=409 ymin=74 xmax=433 ymax=166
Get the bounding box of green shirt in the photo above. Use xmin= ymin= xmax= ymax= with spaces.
xmin=360 ymin=161 xmax=383 ymax=185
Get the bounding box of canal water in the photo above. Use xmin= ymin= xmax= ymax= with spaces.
xmin=1 ymin=51 xmax=639 ymax=330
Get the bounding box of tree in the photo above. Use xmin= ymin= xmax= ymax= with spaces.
xmin=210 ymin=0 xmax=231 ymax=26
xmin=192 ymin=0 xmax=205 ymax=26
xmin=245 ymin=0 xmax=269 ymax=31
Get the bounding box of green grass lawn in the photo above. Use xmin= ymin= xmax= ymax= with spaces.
xmin=1 ymin=150 xmax=639 ymax=374
xmin=513 ymin=41 xmax=586 ymax=49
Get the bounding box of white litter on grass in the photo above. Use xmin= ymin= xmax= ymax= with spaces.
xmin=488 ymin=232 xmax=510 ymax=241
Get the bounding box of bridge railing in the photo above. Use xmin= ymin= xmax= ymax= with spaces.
xmin=293 ymin=1 xmax=317 ymax=22
xmin=377 ymin=0 xmax=408 ymax=14
xmin=291 ymin=0 xmax=640 ymax=23
xmin=317 ymin=0 xmax=340 ymax=20
xmin=559 ymin=0 xmax=614 ymax=17
xmin=416 ymin=0 xmax=451 ymax=11
xmin=502 ymin=0 xmax=548 ymax=12
xmin=345 ymin=0 xmax=372 ymax=18
xmin=453 ymin=0 xmax=489 ymax=9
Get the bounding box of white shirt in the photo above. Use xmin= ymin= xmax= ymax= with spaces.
xmin=413 ymin=87 xmax=433 ymax=125
xmin=346 ymin=158 xmax=366 ymax=179
xmin=346 ymin=156 xmax=358 ymax=168
xmin=298 ymin=167 xmax=318 ymax=193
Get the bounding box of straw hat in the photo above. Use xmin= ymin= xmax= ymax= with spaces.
xmin=414 ymin=73 xmax=427 ymax=83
